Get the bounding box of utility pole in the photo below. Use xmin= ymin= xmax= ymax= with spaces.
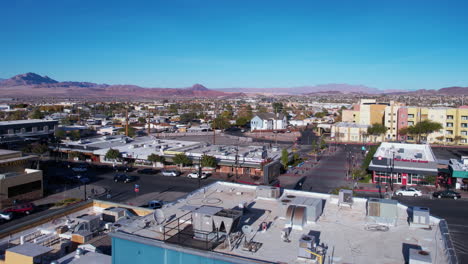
xmin=147 ymin=112 xmax=151 ymax=136
xmin=125 ymin=108 xmax=129 ymax=137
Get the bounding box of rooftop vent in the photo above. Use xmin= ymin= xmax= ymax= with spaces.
xmin=409 ymin=249 xmax=432 ymax=264
xmin=411 ymin=207 xmax=430 ymax=227
xmin=256 ymin=186 xmax=281 ymax=199
xmin=339 ymin=189 xmax=353 ymax=206
xmin=398 ymin=148 xmax=404 ymax=153
xmin=298 ymin=234 xmax=316 ymax=259
xmin=414 ymin=153 xmax=423 ymax=159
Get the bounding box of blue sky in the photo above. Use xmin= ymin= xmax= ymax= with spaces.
xmin=1 ymin=0 xmax=468 ymax=90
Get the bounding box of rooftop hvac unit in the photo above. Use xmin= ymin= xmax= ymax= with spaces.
xmin=412 ymin=207 xmax=430 ymax=226
xmin=338 ymin=189 xmax=353 ymax=206
xmin=414 ymin=153 xmax=423 ymax=159
xmin=71 ymin=231 xmax=93 ymax=244
xmin=192 ymin=206 xmax=223 ymax=239
xmin=256 ymin=186 xmax=281 ymax=199
xmin=409 ymin=249 xmax=432 ymax=264
xmin=78 ymin=214 xmax=101 ymax=232
xmin=367 ymin=198 xmax=381 ymax=217
xmin=102 ymin=208 xmax=126 ymax=223
xmin=298 ymin=234 xmax=316 ymax=259
xmin=379 ymin=199 xmax=398 ymax=219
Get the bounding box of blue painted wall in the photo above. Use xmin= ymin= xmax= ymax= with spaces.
xmin=112 ymin=237 xmax=239 ymax=264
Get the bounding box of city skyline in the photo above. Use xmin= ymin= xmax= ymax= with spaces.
xmin=1 ymin=0 xmax=468 ymax=90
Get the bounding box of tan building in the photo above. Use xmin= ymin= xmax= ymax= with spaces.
xmin=0 ymin=149 xmax=43 ymax=209
xmin=331 ymin=122 xmax=371 ymax=143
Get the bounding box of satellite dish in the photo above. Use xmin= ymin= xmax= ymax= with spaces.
xmin=242 ymin=225 xmax=254 ymax=241
xmin=154 ymin=209 xmax=166 ymax=225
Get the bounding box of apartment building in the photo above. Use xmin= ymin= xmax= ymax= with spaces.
xmin=394 ymin=106 xmax=468 ymax=145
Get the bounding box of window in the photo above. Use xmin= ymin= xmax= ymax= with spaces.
xmin=447 ymin=115 xmax=454 ymax=120
xmin=408 ymin=114 xmax=414 ymax=118
xmin=446 ymin=123 xmax=453 ymax=127
xmin=401 ymin=114 xmax=406 ymax=118
xmin=408 ymin=121 xmax=414 ymax=126
xmin=446 ymin=138 xmax=454 ymax=142
xmin=462 ymin=139 xmax=467 ymax=143
xmin=8 ymin=180 xmax=42 ymax=198
xmin=462 ymin=116 xmax=468 ymax=120
xmin=462 ymin=123 xmax=468 ymax=128
xmin=446 ymin=130 xmax=454 ymax=135
xmin=407 ymin=136 xmax=414 ymax=140
xmin=462 ymin=131 xmax=467 ymax=136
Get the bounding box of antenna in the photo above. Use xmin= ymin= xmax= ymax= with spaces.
xmin=154 ymin=209 xmax=166 ymax=225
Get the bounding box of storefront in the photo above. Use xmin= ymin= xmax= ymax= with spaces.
xmin=368 ymin=143 xmax=438 ymax=186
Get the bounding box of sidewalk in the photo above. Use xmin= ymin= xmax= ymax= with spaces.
xmin=34 ymin=184 xmax=107 ymax=207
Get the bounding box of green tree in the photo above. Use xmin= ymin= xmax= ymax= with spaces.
xmin=69 ymin=151 xmax=85 ymax=160
xmin=272 ymin=102 xmax=283 ymax=113
xmin=147 ymin=153 xmax=165 ymax=165
xmin=235 ymin=116 xmax=250 ymax=127
xmin=281 ymin=148 xmax=289 ymax=168
xmin=367 ymin=123 xmax=387 ymax=142
xmin=69 ymin=130 xmax=81 ymax=141
xmin=404 ymin=120 xmax=443 ymax=143
xmin=212 ymin=116 xmax=231 ymax=130
xmin=180 ymin=112 xmax=198 ymax=123
xmin=138 ymin=117 xmax=146 ymax=123
xmin=257 ymin=106 xmax=268 ymax=113
xmin=200 ymin=155 xmax=217 ymax=168
xmin=54 ymin=129 xmax=66 ymax=140
xmin=29 ymin=109 xmax=44 ymax=119
xmin=105 ymin=148 xmax=122 ymax=161
xmin=173 ymin=153 xmax=192 ymax=167
xmin=30 ymin=143 xmax=49 ymax=155
xmin=119 ymin=126 xmax=136 ymax=137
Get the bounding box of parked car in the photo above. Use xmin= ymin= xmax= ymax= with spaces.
xmin=432 ymin=190 xmax=461 ymax=200
xmin=72 ymin=166 xmax=88 ymax=172
xmin=395 ymin=187 xmax=422 ymax=197
xmin=187 ymin=172 xmax=209 ymax=179
xmin=161 ymin=170 xmax=180 ymax=177
xmin=4 ymin=203 xmax=35 ymax=215
xmin=0 ymin=211 xmax=13 ymax=222
xmin=137 ymin=168 xmax=159 ymax=175
xmin=147 ymin=200 xmax=164 ymax=209
xmin=113 ymin=174 xmax=137 ymax=183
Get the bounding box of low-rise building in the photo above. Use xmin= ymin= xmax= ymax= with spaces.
xmin=250 ymin=113 xmax=287 ymax=131
xmin=0 ymin=119 xmax=58 ymax=143
xmin=0 ymin=149 xmax=42 ymax=209
xmin=330 ymin=122 xmax=370 ymax=143
xmin=110 ymin=182 xmax=451 ymax=264
xmin=368 ymin=142 xmax=438 ymax=186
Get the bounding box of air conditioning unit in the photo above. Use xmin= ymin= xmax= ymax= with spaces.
xmin=367 ymin=198 xmax=381 ymax=217
xmin=411 ymin=207 xmax=430 ymax=227
xmin=298 ymin=234 xmax=316 ymax=259
xmin=256 ymin=186 xmax=281 ymax=199
xmin=339 ymin=189 xmax=353 ymax=206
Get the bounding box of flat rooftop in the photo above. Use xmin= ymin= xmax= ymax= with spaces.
xmin=178 ymin=144 xmax=282 ymax=163
xmin=92 ymin=137 xmax=200 ymax=159
xmin=113 ymin=182 xmax=448 ymax=264
xmin=0 ymin=119 xmax=58 ymax=126
xmin=374 ymin=142 xmax=436 ymax=162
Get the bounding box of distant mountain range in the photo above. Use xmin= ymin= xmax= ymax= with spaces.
xmin=0 ymin=73 xmax=241 ymax=98
xmin=215 ymin=84 xmax=382 ymax=95
xmin=1 ymin=72 xmax=467 ymax=97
